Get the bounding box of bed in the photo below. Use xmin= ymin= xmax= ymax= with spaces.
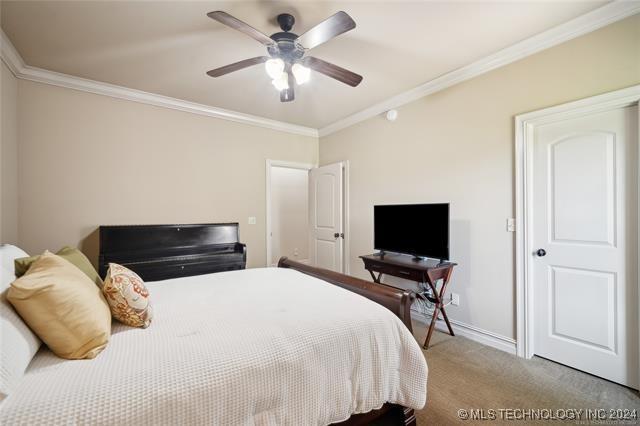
xmin=0 ymin=224 xmax=427 ymax=425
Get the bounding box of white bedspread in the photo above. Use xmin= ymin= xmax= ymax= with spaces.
xmin=0 ymin=267 xmax=427 ymax=425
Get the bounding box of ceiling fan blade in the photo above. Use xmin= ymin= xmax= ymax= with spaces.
xmin=296 ymin=11 xmax=355 ymax=50
xmin=302 ymin=56 xmax=363 ymax=87
xmin=207 ymin=11 xmax=275 ymax=47
xmin=206 ymin=56 xmax=270 ymax=77
xmin=280 ymin=71 xmax=295 ymax=102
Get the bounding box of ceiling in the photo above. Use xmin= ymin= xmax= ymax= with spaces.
xmin=1 ymin=1 xmax=608 ymax=129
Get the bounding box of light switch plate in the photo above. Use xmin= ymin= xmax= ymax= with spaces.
xmin=507 ymin=218 xmax=516 ymax=232
xmin=248 ymin=216 xmax=257 ymax=225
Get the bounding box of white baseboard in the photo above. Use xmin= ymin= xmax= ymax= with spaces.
xmin=412 ymin=309 xmax=517 ymax=355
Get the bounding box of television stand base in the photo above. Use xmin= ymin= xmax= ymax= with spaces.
xmin=360 ymin=253 xmax=457 ymax=349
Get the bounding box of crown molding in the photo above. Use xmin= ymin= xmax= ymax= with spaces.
xmin=318 ymin=1 xmax=640 ymax=137
xmin=0 ymin=30 xmax=318 ymax=138
xmin=2 ymin=1 xmax=638 ymax=139
xmin=0 ymin=28 xmax=25 ymax=76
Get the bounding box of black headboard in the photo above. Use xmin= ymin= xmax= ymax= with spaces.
xmin=99 ymin=223 xmax=246 ymax=281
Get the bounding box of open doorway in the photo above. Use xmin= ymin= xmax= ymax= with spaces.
xmin=266 ymin=160 xmax=314 ymax=267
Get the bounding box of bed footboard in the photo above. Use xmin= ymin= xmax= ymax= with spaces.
xmin=277 ymin=257 xmax=414 ymax=333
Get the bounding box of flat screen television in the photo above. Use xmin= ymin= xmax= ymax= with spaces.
xmin=374 ymin=203 xmax=449 ymax=261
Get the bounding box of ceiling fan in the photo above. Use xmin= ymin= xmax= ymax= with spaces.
xmin=206 ymin=11 xmax=363 ymax=102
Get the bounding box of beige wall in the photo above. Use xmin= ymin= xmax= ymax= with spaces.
xmin=0 ymin=61 xmax=18 ymax=245
xmin=17 ymin=80 xmax=317 ymax=268
xmin=319 ymin=15 xmax=640 ymax=340
xmin=269 ymin=166 xmax=309 ymax=265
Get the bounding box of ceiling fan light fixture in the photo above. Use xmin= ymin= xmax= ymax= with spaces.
xmin=271 ymin=72 xmax=289 ymax=91
xmin=265 ymin=58 xmax=285 ymax=80
xmin=206 ymin=10 xmax=363 ymax=101
xmin=292 ymin=63 xmax=311 ymax=85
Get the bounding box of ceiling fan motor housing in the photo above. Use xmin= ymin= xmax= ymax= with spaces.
xmin=268 ymin=36 xmax=304 ymax=63
xmin=269 ymin=14 xmax=304 ymax=62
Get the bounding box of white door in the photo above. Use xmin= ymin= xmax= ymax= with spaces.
xmin=309 ymin=162 xmax=343 ymax=272
xmin=532 ymin=105 xmax=638 ymax=388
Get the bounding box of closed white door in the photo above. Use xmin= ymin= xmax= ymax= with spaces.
xmin=532 ymin=105 xmax=638 ymax=388
xmin=309 ymin=163 xmax=343 ymax=272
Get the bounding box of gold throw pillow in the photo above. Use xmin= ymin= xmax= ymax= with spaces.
xmin=7 ymin=252 xmax=111 ymax=360
xmin=103 ymin=263 xmax=153 ymax=328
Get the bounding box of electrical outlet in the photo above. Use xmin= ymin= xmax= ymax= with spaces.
xmin=507 ymin=218 xmax=516 ymax=232
xmin=293 ymin=248 xmax=299 ymax=257
xmin=248 ymin=216 xmax=256 ymax=225
xmin=451 ymin=293 xmax=460 ymax=306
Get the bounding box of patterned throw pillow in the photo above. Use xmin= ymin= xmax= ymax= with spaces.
xmin=103 ymin=263 xmax=152 ymax=328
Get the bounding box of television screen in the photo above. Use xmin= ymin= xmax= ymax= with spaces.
xmin=374 ymin=203 xmax=449 ymax=260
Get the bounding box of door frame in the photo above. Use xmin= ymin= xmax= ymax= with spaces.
xmin=515 ymin=85 xmax=640 ymax=368
xmin=265 ymin=159 xmax=316 ymax=267
xmin=342 ymin=161 xmax=351 ymax=274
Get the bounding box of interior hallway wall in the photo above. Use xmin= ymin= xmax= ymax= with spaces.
xmin=269 ymin=166 xmax=309 ymax=265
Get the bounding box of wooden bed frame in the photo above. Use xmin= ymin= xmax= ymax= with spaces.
xmin=278 ymin=257 xmax=417 ymax=426
xmin=98 ymin=224 xmax=419 ymax=425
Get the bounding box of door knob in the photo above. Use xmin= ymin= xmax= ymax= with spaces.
xmin=334 ymin=233 xmax=340 ymax=239
xmin=536 ymin=249 xmax=546 ymax=257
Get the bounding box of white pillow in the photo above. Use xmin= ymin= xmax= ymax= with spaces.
xmin=0 ymin=244 xmax=42 ymax=400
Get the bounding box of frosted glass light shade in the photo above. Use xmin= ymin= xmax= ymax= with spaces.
xmin=265 ymin=58 xmax=285 ymax=79
xmin=292 ymin=63 xmax=311 ymax=85
xmin=271 ymin=72 xmax=289 ymax=91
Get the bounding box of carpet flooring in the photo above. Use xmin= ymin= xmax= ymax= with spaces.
xmin=411 ymin=321 xmax=640 ymax=425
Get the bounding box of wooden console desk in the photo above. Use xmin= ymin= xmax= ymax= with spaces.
xmin=360 ymin=253 xmax=457 ymax=349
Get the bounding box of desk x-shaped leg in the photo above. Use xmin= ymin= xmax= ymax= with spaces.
xmin=367 ymin=265 xmax=455 ymax=349
xmin=421 ymin=266 xmax=455 ymax=349
xmin=368 ymin=270 xmax=383 ymax=283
